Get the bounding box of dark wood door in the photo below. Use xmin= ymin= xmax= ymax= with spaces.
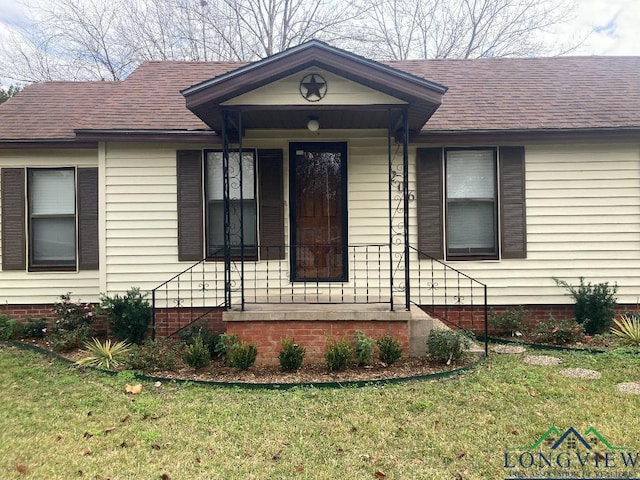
xmin=290 ymin=142 xmax=347 ymax=281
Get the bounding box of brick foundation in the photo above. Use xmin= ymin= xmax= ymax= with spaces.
xmin=0 ymin=303 xmax=108 ymax=334
xmin=152 ymin=307 xmax=225 ymax=337
xmin=226 ymin=320 xmax=409 ymax=365
xmin=424 ymin=304 xmax=635 ymax=334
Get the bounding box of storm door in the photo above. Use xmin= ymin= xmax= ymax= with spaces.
xmin=290 ymin=142 xmax=348 ymax=281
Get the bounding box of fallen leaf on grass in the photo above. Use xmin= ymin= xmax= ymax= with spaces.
xmin=336 ymin=448 xmax=344 ymax=455
xmin=120 ymin=414 xmax=131 ymax=423
xmin=15 ymin=463 xmax=28 ymax=474
xmin=374 ymin=470 xmax=386 ymax=479
xmin=83 ymin=432 xmax=93 ymax=439
xmin=160 ymin=474 xmax=171 ymax=480
xmin=529 ymin=390 xmax=537 ymax=397
xmin=412 ymin=458 xmax=423 ymax=464
xmin=295 ymin=464 xmax=304 ymax=472
xmin=81 ymin=449 xmax=92 ymax=456
xmin=104 ymin=426 xmax=116 ymax=434
xmin=125 ymin=384 xmax=143 ymax=394
xmin=208 ymin=448 xmax=216 ymax=456
xmin=509 ymin=428 xmax=519 ymax=435
xmin=151 ymin=444 xmax=161 ymax=450
xmin=120 ymin=441 xmax=128 ymax=448
xmin=272 ymin=449 xmax=283 ymax=461
xmin=455 ymin=451 xmax=466 ymax=459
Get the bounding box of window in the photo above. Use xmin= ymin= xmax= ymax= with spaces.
xmin=445 ymin=149 xmax=497 ymax=258
xmin=205 ymin=150 xmax=257 ymax=258
xmin=28 ymin=168 xmax=76 ymax=269
xmin=416 ymin=146 xmax=526 ymax=260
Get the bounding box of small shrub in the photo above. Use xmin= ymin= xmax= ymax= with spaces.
xmin=427 ymin=329 xmax=471 ymax=365
xmin=182 ymin=335 xmax=211 ymax=370
xmin=214 ymin=333 xmax=239 ymax=364
xmin=532 ymin=315 xmax=585 ymax=345
xmin=21 ymin=317 xmax=48 ymax=338
xmin=376 ymin=334 xmax=402 ymax=365
xmin=229 ymin=341 xmax=258 ymax=371
xmin=179 ymin=323 xmax=219 ymax=359
xmin=76 ymin=338 xmax=131 ymax=369
xmin=52 ymin=292 xmax=95 ymax=330
xmin=353 ymin=330 xmax=374 ymax=366
xmin=125 ymin=338 xmax=179 ymax=372
xmin=0 ymin=315 xmax=20 ymax=340
xmin=489 ymin=307 xmax=528 ymax=336
xmin=279 ymin=338 xmax=305 ymax=372
xmin=50 ymin=325 xmax=94 ymax=352
xmin=325 ymin=338 xmax=353 ymax=371
xmin=100 ymin=287 xmax=151 ymax=344
xmin=553 ymin=277 xmax=618 ymax=334
xmin=611 ymin=313 xmax=640 ymax=346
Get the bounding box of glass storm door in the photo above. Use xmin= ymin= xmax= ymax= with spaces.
xmin=290 ymin=142 xmax=347 ymax=281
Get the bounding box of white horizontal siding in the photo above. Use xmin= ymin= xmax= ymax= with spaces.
xmin=0 ymin=149 xmax=100 ymax=304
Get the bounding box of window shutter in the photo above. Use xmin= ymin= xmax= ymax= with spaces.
xmin=1 ymin=168 xmax=26 ymax=270
xmin=258 ymin=149 xmax=284 ymax=260
xmin=416 ymin=148 xmax=444 ymax=259
xmin=77 ymin=168 xmax=99 ymax=270
xmin=177 ymin=150 xmax=204 ymax=262
xmin=499 ymin=146 xmax=527 ymax=259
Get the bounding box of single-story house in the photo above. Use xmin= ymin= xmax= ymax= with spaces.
xmin=1 ymin=40 xmax=639 ymax=362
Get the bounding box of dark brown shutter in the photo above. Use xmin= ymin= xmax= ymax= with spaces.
xmin=77 ymin=168 xmax=99 ymax=270
xmin=1 ymin=168 xmax=26 ymax=270
xmin=499 ymin=146 xmax=527 ymax=259
xmin=177 ymin=150 xmax=204 ymax=261
xmin=258 ymin=149 xmax=285 ymax=260
xmin=416 ymin=148 xmax=444 ymax=259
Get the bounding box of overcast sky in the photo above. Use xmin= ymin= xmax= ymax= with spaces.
xmin=0 ymin=0 xmax=638 ymax=83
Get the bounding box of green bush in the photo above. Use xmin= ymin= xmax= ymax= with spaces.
xmin=376 ymin=334 xmax=402 ymax=365
xmin=52 ymin=292 xmax=95 ymax=330
xmin=426 ymin=329 xmax=471 ymax=365
xmin=325 ymin=338 xmax=353 ymax=371
xmin=489 ymin=307 xmax=528 ymax=336
xmin=214 ymin=333 xmax=239 ymax=365
xmin=21 ymin=317 xmax=48 ymax=338
xmin=125 ymin=338 xmax=179 ymax=372
xmin=532 ymin=315 xmax=584 ymax=345
xmin=279 ymin=338 xmax=305 ymax=372
xmin=182 ymin=335 xmax=211 ymax=370
xmin=0 ymin=315 xmax=20 ymax=340
xmin=353 ymin=330 xmax=374 ymax=366
xmin=100 ymin=287 xmax=151 ymax=344
xmin=554 ymin=277 xmax=618 ymax=334
xmin=179 ymin=323 xmax=219 ymax=358
xmin=229 ymin=341 xmax=258 ymax=371
xmin=50 ymin=326 xmax=93 ymax=352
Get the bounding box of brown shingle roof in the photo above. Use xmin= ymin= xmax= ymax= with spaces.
xmin=1 ymin=56 xmax=639 ymax=141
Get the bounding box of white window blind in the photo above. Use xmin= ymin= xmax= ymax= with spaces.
xmin=30 ymin=169 xmax=75 ymax=215
xmin=206 ymin=152 xmax=255 ymax=200
xmin=446 ymin=150 xmax=496 ymax=255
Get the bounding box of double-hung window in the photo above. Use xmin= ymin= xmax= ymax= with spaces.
xmin=28 ymin=168 xmax=77 ymax=269
xmin=445 ymin=149 xmax=498 ymax=258
xmin=205 ymin=150 xmax=257 ymax=258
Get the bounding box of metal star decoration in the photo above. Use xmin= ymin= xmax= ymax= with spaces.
xmin=299 ymin=73 xmax=327 ymax=102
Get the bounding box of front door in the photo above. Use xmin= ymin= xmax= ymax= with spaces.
xmin=290 ymin=142 xmax=347 ymax=281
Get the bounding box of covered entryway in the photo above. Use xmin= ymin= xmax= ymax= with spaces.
xmin=290 ymin=142 xmax=347 ymax=282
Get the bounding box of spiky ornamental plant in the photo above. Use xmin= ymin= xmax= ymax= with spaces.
xmin=611 ymin=314 xmax=640 ymax=346
xmin=76 ymin=338 xmax=131 ymax=369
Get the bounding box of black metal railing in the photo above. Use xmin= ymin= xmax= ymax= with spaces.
xmin=151 ymin=243 xmax=488 ymax=355
xmin=230 ymin=244 xmax=394 ymax=306
xmin=151 ymin=257 xmax=225 ymax=339
xmin=409 ymin=246 xmax=488 ymax=355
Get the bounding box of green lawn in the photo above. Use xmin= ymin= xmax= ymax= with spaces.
xmin=1 ymin=344 xmax=639 ymax=479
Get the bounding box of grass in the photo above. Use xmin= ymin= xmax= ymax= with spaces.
xmin=1 ymin=344 xmax=640 ymax=479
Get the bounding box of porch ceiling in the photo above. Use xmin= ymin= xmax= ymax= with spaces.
xmin=181 ymin=40 xmax=448 ymax=132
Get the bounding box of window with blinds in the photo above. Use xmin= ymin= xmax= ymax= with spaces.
xmin=205 ymin=150 xmax=257 ymax=258
xmin=28 ymin=168 xmax=76 ymax=268
xmin=445 ymin=149 xmax=497 ymax=258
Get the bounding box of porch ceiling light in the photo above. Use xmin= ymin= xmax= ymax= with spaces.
xmin=307 ymin=116 xmax=320 ymax=132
